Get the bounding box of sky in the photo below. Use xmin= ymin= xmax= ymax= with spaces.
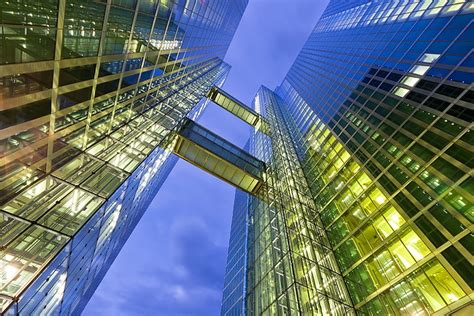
xmin=83 ymin=1 xmax=329 ymax=315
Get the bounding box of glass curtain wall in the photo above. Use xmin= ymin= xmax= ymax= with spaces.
xmin=222 ymin=1 xmax=472 ymax=315
xmin=221 ymin=187 xmax=250 ymax=316
xmin=0 ymin=0 xmax=248 ymax=314
xmin=275 ymin=0 xmax=473 ymax=314
xmin=241 ymin=87 xmax=354 ymax=316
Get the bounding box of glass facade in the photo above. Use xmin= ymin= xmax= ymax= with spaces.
xmin=223 ymin=0 xmax=473 ymax=315
xmin=0 ymin=0 xmax=247 ymax=314
xmin=245 ymin=87 xmax=354 ymax=316
xmin=1 ymin=0 xmax=473 ymax=315
xmin=221 ymin=188 xmax=250 ymax=316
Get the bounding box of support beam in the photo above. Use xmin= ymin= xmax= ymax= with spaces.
xmin=207 ymin=87 xmax=270 ymax=134
xmin=173 ymin=119 xmax=265 ymax=195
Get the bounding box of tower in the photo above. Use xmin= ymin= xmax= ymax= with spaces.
xmin=222 ymin=1 xmax=473 ymax=315
xmin=0 ymin=0 xmax=247 ymax=314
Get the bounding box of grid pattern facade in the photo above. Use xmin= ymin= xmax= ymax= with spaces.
xmin=221 ymin=188 xmax=249 ymax=316
xmin=0 ymin=0 xmax=247 ymax=314
xmin=235 ymin=87 xmax=354 ymax=316
xmin=275 ymin=0 xmax=473 ymax=314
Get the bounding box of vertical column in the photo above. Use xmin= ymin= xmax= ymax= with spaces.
xmin=245 ymin=87 xmax=355 ymax=315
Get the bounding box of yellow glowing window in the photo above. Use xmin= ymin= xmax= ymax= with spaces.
xmin=351 ymin=207 xmax=367 ymax=221
xmin=369 ymin=188 xmax=386 ymax=206
xmin=425 ymin=261 xmax=465 ymax=304
xmin=340 ymin=190 xmax=355 ymax=206
xmin=400 ymin=3 xmax=418 ymax=19
xmin=357 ymin=173 xmax=372 ymax=189
xmin=310 ymin=140 xmax=322 ymax=151
xmin=383 ymin=207 xmax=405 ymax=230
xmin=389 ymin=240 xmax=416 ymax=270
xmin=309 ymin=136 xmax=320 ymax=149
xmin=323 ymin=166 xmax=337 ymax=183
xmin=24 ymin=179 xmax=48 ymax=198
xmin=348 ymin=161 xmax=360 ymax=174
xmin=409 ymin=162 xmax=421 ymax=173
xmin=427 ymin=6 xmax=442 ymax=15
xmin=446 ymin=193 xmax=468 ymax=212
xmin=390 ymin=4 xmax=406 ymax=21
xmin=335 ymin=181 xmax=345 ymax=191
xmin=340 ymin=151 xmax=350 ymax=164
xmin=373 ymin=216 xmax=393 ymax=238
xmin=360 ymin=196 xmax=378 ymax=214
xmin=315 ymin=124 xmax=324 ymax=133
xmin=357 ymin=227 xmax=377 ymax=254
xmin=323 ymin=137 xmax=336 ymax=153
xmin=312 ymin=127 xmax=323 ymax=139
xmin=350 ymin=181 xmax=364 ymax=197
xmin=383 ymin=5 xmax=396 ymax=19
xmin=328 ymin=149 xmax=337 ymax=160
xmin=446 ymin=3 xmax=463 ymax=12
xmin=432 ymin=0 xmax=448 ymax=8
xmin=334 ymin=158 xmax=344 ymax=171
xmin=413 ymin=1 xmax=432 ymax=17
xmin=366 ymin=255 xmax=390 ymax=286
xmin=401 ymin=156 xmax=412 ymax=165
xmin=401 ymin=230 xmax=430 ymax=261
xmin=410 ymin=270 xmax=446 ymax=311
xmin=387 ymin=145 xmax=399 ymax=155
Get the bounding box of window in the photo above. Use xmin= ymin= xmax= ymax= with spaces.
xmin=401 ymin=230 xmax=430 ymax=261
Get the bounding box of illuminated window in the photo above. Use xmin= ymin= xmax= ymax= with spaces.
xmin=393 ymin=87 xmax=410 ymax=97
xmin=360 ymin=196 xmax=378 ymax=214
xmin=410 ymin=270 xmax=446 ymax=311
xmin=369 ymin=188 xmax=386 ymax=206
xmin=401 ymin=230 xmax=430 ymax=261
xmin=383 ymin=207 xmax=405 ymax=230
xmin=373 ymin=216 xmax=393 ymax=238
xmin=410 ymin=65 xmax=430 ymax=76
xmin=421 ymin=53 xmax=441 ymax=63
xmin=425 ymin=261 xmax=465 ymax=304
xmin=350 ymin=180 xmax=364 ymax=197
xmin=374 ymin=249 xmax=400 ymax=281
xmin=401 ymin=76 xmax=420 ymax=87
xmin=351 ymin=208 xmax=367 ymax=221
xmin=389 ymin=240 xmax=416 ymax=270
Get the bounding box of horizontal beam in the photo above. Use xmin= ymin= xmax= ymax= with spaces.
xmin=173 ymin=119 xmax=265 ymax=195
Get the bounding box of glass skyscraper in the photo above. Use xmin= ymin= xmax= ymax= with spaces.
xmin=1 ymin=0 xmax=473 ymax=315
xmin=222 ymin=0 xmax=473 ymax=315
xmin=0 ymin=0 xmax=247 ymax=314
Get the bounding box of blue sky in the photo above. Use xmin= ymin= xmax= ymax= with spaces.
xmin=83 ymin=1 xmax=328 ymax=315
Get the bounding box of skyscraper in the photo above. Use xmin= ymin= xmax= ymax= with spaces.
xmin=0 ymin=0 xmax=247 ymax=314
xmin=222 ymin=0 xmax=473 ymax=315
xmin=1 ymin=0 xmax=473 ymax=315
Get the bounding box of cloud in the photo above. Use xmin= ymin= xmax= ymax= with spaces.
xmin=83 ymin=161 xmax=234 ymax=316
xmin=170 ymin=217 xmax=228 ymax=289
